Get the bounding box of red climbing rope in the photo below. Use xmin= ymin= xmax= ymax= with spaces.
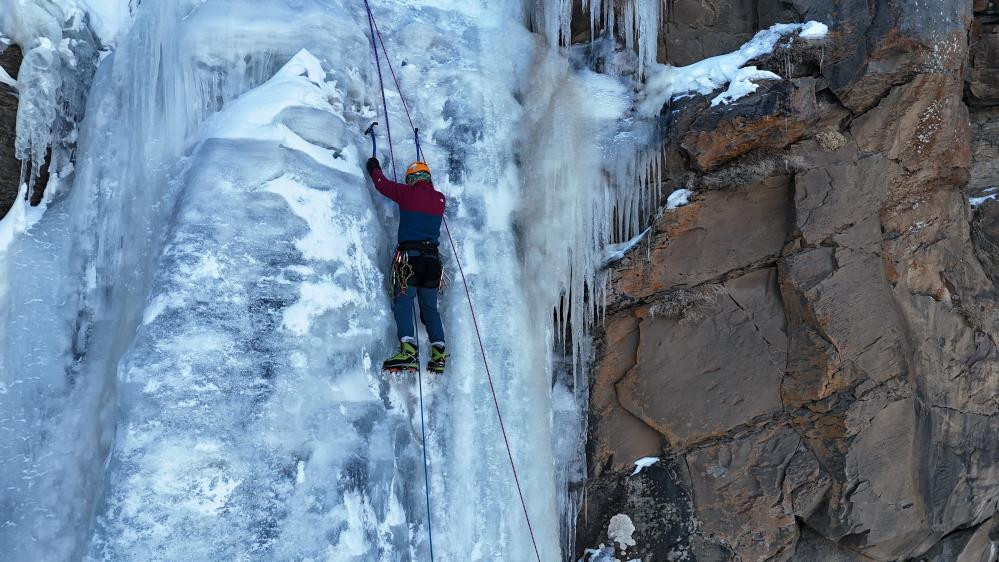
xmin=361 ymin=2 xmax=543 ymax=560
xmin=368 ymin=11 xmax=416 ymax=132
xmin=365 ymin=1 xmax=397 ymax=179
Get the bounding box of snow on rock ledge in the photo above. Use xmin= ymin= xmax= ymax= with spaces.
xmin=637 ymin=21 xmax=829 ymax=115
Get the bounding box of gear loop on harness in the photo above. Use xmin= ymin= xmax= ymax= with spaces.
xmin=392 ymin=240 xmax=444 ymax=296
xmin=390 ymin=249 xmax=414 ymax=296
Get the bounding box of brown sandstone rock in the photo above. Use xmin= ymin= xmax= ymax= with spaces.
xmin=780 ymin=40 xmax=999 ymax=558
xmin=683 ymin=423 xmax=822 ymax=561
xmin=818 ymin=0 xmax=971 ymax=113
xmin=972 ymin=199 xmax=999 ymax=286
xmin=659 ymin=0 xmax=758 ymax=66
xmin=584 ymin=1 xmax=999 ymax=560
xmin=616 ymin=283 xmax=784 ymax=448
xmin=612 ymin=174 xmax=791 ymax=302
xmin=575 ymin=458 xmax=697 ymax=561
xmin=791 ymin=525 xmax=877 ymax=561
xmin=968 ymin=7 xmax=999 ymax=106
xmin=969 ymin=107 xmax=999 ymax=191
xmin=955 ymin=515 xmax=999 ymax=562
xmin=588 ymin=310 xmax=664 ymax=476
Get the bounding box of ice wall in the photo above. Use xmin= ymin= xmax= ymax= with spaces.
xmin=87 ymin=48 xmax=421 ymax=558
xmin=2 ymin=0 xmax=570 ymax=560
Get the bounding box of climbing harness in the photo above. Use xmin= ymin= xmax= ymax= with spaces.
xmin=390 ymin=249 xmax=414 ymax=295
xmin=362 ymin=2 xmax=542 ymax=560
xmin=390 ymin=240 xmax=443 ymax=296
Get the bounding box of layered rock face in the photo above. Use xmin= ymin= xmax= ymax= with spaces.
xmin=0 ymin=44 xmax=21 ymax=218
xmin=580 ymin=0 xmax=999 ymax=560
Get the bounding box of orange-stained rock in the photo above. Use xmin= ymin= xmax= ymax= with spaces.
xmin=682 ymin=78 xmax=819 ymax=172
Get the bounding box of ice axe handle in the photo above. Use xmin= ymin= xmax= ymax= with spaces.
xmin=364 ymin=122 xmax=378 ymax=158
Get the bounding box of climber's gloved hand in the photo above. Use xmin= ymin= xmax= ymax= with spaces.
xmin=366 ymin=157 xmax=381 ymax=174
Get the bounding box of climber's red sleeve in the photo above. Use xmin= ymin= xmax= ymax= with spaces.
xmin=370 ymin=167 xmax=405 ymax=203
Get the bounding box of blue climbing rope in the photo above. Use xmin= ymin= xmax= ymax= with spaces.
xmin=364 ymin=1 xmax=435 ymax=558
xmin=413 ymin=302 xmax=436 ymax=561
xmin=362 ymin=2 xmax=542 ymax=560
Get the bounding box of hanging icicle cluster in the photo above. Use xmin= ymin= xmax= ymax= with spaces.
xmin=531 ymin=0 xmax=664 ymax=75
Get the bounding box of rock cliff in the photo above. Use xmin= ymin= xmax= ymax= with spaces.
xmin=579 ymin=1 xmax=999 ymax=560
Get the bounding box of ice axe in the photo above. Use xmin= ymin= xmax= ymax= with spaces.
xmin=364 ymin=122 xmax=378 ymax=158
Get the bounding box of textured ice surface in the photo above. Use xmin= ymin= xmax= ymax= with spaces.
xmin=88 ymin=50 xmax=414 ymax=558
xmin=532 ymin=0 xmax=662 ymax=75
xmin=1 ymin=0 xmax=568 ymax=560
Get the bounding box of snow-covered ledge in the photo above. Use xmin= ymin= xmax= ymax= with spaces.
xmin=637 ymin=21 xmax=829 ymax=115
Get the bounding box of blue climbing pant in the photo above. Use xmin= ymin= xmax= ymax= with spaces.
xmin=394 ymin=286 xmax=445 ymax=344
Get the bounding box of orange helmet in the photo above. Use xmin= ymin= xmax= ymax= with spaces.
xmin=406 ymin=161 xmax=431 ymax=176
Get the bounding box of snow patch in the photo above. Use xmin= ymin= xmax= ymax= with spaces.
xmin=799 ymin=21 xmax=829 ymax=40
xmin=264 ymin=175 xmax=345 ymax=261
xmin=639 ymin=21 xmax=829 ymax=114
xmin=603 ymin=227 xmax=650 ymax=267
xmin=970 ymin=187 xmax=998 ymax=208
xmin=971 ymin=194 xmax=998 ymax=207
xmin=667 ymin=188 xmax=693 ymax=209
xmin=0 ymin=64 xmax=16 ymax=89
xmin=77 ymin=0 xmax=133 ymax=45
xmin=0 ymin=184 xmax=31 ymax=256
xmin=282 ymin=281 xmax=358 ymax=336
xmin=710 ymin=66 xmax=782 ymax=106
xmin=196 ymin=49 xmax=360 ymax=177
xmin=608 ymin=513 xmax=637 ymax=550
xmin=631 ymin=456 xmax=660 ymax=475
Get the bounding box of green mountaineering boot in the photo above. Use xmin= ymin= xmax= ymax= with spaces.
xmin=383 ymin=340 xmax=419 ymax=373
xmin=427 ymin=343 xmax=447 ymax=374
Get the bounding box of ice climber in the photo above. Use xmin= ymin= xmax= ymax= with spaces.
xmin=366 ymin=156 xmax=447 ymax=374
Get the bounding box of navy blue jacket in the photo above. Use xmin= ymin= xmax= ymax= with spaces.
xmin=370 ymin=168 xmax=445 ymax=244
